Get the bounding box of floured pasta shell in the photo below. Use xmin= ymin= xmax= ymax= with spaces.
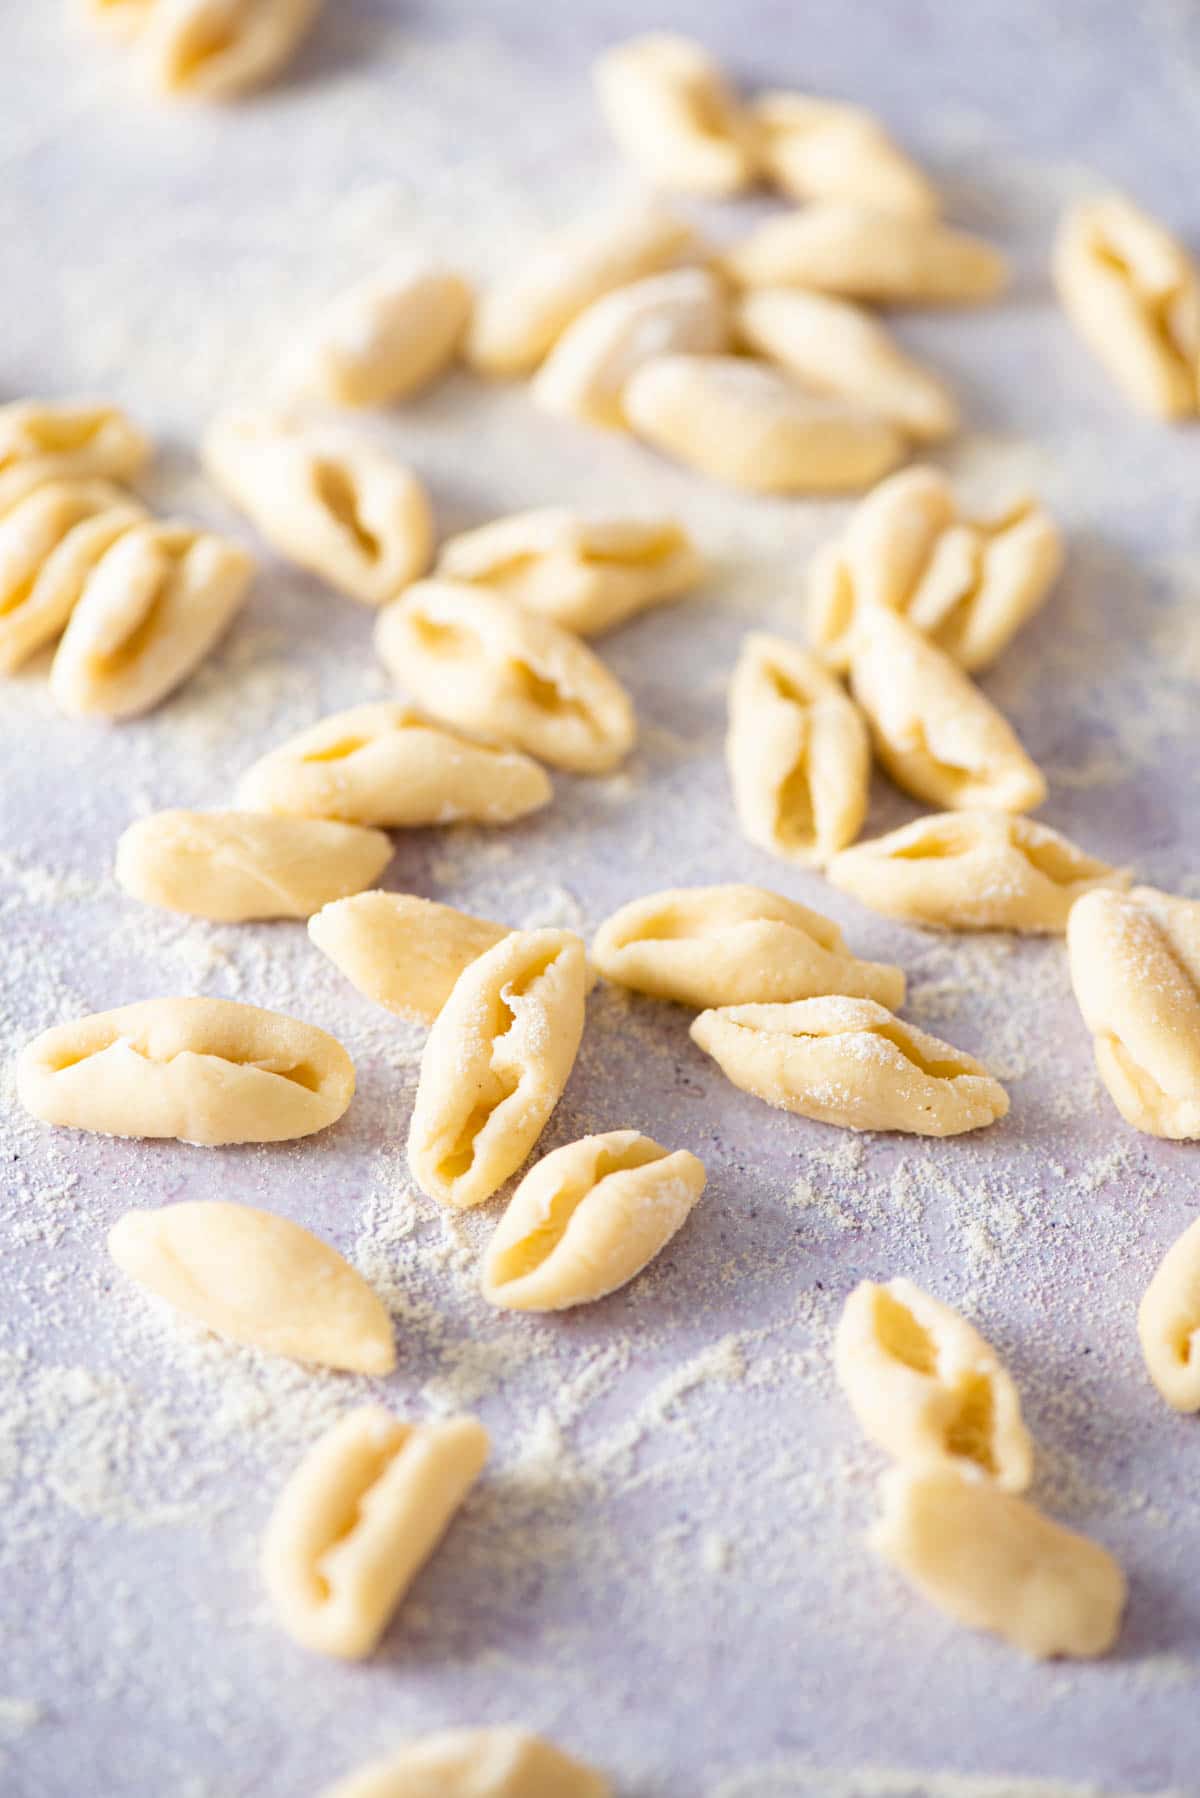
xmin=18 ymin=996 xmax=354 ymax=1145
xmin=203 ymin=411 xmax=432 ymax=606
xmin=1054 ymin=193 xmax=1200 ymax=419
xmin=142 ymin=0 xmax=321 ymax=101
xmin=1138 ymin=1216 xmax=1200 ymax=1412
xmin=376 ymin=581 xmax=636 ymax=774
xmin=827 ymin=811 xmax=1129 ymax=933
xmin=237 ymin=702 xmax=551 ymax=826
xmin=735 ymin=288 xmax=956 ymax=443
xmin=749 ymin=93 xmax=937 ymax=219
xmin=319 ymin=1729 xmax=610 ymax=1798
xmin=726 ymin=204 xmax=1007 ymax=304
xmin=624 ymin=354 xmax=904 ymax=494
xmin=109 ymin=1200 xmax=395 ymax=1373
xmin=593 ymin=33 xmax=755 ymax=196
xmin=532 ymin=267 xmax=730 ymax=431
xmin=436 ymin=507 xmax=702 ymax=637
xmin=408 ymin=929 xmax=588 ymax=1209
xmin=466 ymin=201 xmax=698 ymax=378
xmin=592 ymin=884 xmax=904 ymax=1010
xmin=0 ymin=480 xmax=146 ymax=673
xmin=481 ymin=1130 xmax=706 ymax=1311
xmin=726 ymin=633 xmax=870 ymax=865
xmin=309 ymin=892 xmax=508 ymax=1024
xmin=690 ymin=996 xmax=1009 ymax=1137
xmin=808 ymin=465 xmax=1063 ymax=674
xmin=835 ymin=1277 xmax=1032 ymax=1490
xmin=262 ymin=1407 xmax=489 ymax=1659
xmin=284 ymin=261 xmax=473 ymax=407
xmin=0 ymin=398 xmax=151 ymax=503
xmin=871 ymin=1464 xmax=1125 ymax=1659
xmin=1067 ymin=886 xmax=1200 ymax=1139
xmin=49 ymin=520 xmax=253 ymax=719
xmin=115 ymin=810 xmax=393 ymax=920
xmin=849 ymin=607 xmax=1046 ymax=813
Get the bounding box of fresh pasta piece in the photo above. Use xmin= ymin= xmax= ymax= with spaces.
xmin=749 ymin=93 xmax=937 ymax=219
xmin=49 ymin=520 xmax=252 ymax=719
xmin=593 ymin=33 xmax=755 ymax=197
xmin=726 ymin=204 xmax=1008 ymax=304
xmin=835 ymin=1278 xmax=1032 ymax=1490
xmin=624 ymin=354 xmax=904 ymax=494
xmin=436 ymin=508 xmax=702 ymax=637
xmin=237 ymin=702 xmax=551 ymax=827
xmin=310 ymin=892 xmax=508 ymax=1023
xmin=1054 ymin=193 xmax=1200 ymax=419
xmin=18 ymin=997 xmax=354 ymax=1145
xmin=0 ymin=481 xmax=145 ymax=673
xmin=871 ymin=1464 xmax=1125 ymax=1659
xmin=85 ymin=0 xmax=155 ymax=35
xmin=592 ymin=884 xmax=904 ymax=1010
xmin=482 ymin=1131 xmax=705 ymax=1312
xmin=108 ymin=1201 xmax=394 ymax=1373
xmin=808 ymin=465 xmax=1063 ymax=674
xmin=319 ymin=1729 xmax=610 ymax=1798
xmin=726 ymin=634 xmax=870 ymax=865
xmin=1067 ymin=886 xmax=1200 ymax=1140
xmin=532 ymin=268 xmax=729 ymax=431
xmin=690 ymin=996 xmax=1008 ymax=1136
xmin=376 ymin=582 xmax=636 ymax=775
xmin=828 ymin=812 xmax=1129 ymax=934
xmin=115 ymin=810 xmax=392 ymax=921
xmin=142 ymin=0 xmax=321 ymax=100
xmin=1138 ymin=1216 xmax=1200 ymax=1411
xmin=466 ymin=201 xmax=698 ymax=377
xmin=285 ymin=262 xmax=473 ymax=407
xmin=0 ymin=398 xmax=151 ymax=499
xmin=849 ymin=608 xmax=1046 ymax=813
xmin=408 ymin=929 xmax=588 ymax=1209
xmin=735 ymin=289 xmax=956 ymax=443
xmin=203 ymin=411 xmax=431 ymax=606
xmin=262 ymin=1407 xmax=489 ymax=1660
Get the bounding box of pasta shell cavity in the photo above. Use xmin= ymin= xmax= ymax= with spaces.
xmin=808 ymin=465 xmax=1063 ymax=674
xmin=690 ymin=995 xmax=1009 ymax=1136
xmin=408 ymin=929 xmax=589 ymax=1209
xmin=436 ymin=507 xmax=702 ymax=637
xmin=375 ymin=581 xmax=636 ymax=774
xmin=482 ymin=1130 xmax=706 ymax=1311
xmin=592 ymin=883 xmax=904 ymax=1009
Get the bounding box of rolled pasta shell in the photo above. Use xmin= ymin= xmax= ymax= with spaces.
xmin=435 ymin=507 xmax=702 ymax=637
xmin=726 ymin=204 xmax=1007 ymax=304
xmin=237 ymin=702 xmax=552 ymax=827
xmin=624 ymin=354 xmax=904 ymax=494
xmin=481 ymin=1130 xmax=706 ymax=1311
xmin=309 ymin=892 xmax=508 ymax=1023
xmin=849 ymin=606 xmax=1046 ymax=813
xmin=49 ymin=521 xmax=253 ymax=719
xmin=592 ymin=883 xmax=904 ymax=1009
xmin=376 ymin=581 xmax=636 ymax=774
xmin=115 ymin=810 xmax=393 ymax=921
xmin=408 ymin=928 xmax=588 ymax=1209
xmin=319 ymin=1729 xmax=610 ymax=1798
xmin=17 ymin=996 xmax=355 ymax=1145
xmin=108 ymin=1200 xmax=395 ymax=1373
xmin=835 ymin=1276 xmax=1032 ymax=1491
xmin=690 ymin=995 xmax=1008 ymax=1137
xmin=827 ymin=811 xmax=1129 ymax=933
xmin=871 ymin=1464 xmax=1125 ymax=1659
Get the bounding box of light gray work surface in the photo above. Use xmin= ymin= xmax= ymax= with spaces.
xmin=3 ymin=3 xmax=1200 ymax=1794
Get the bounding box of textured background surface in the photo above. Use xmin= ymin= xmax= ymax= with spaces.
xmin=3 ymin=3 xmax=1200 ymax=1794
